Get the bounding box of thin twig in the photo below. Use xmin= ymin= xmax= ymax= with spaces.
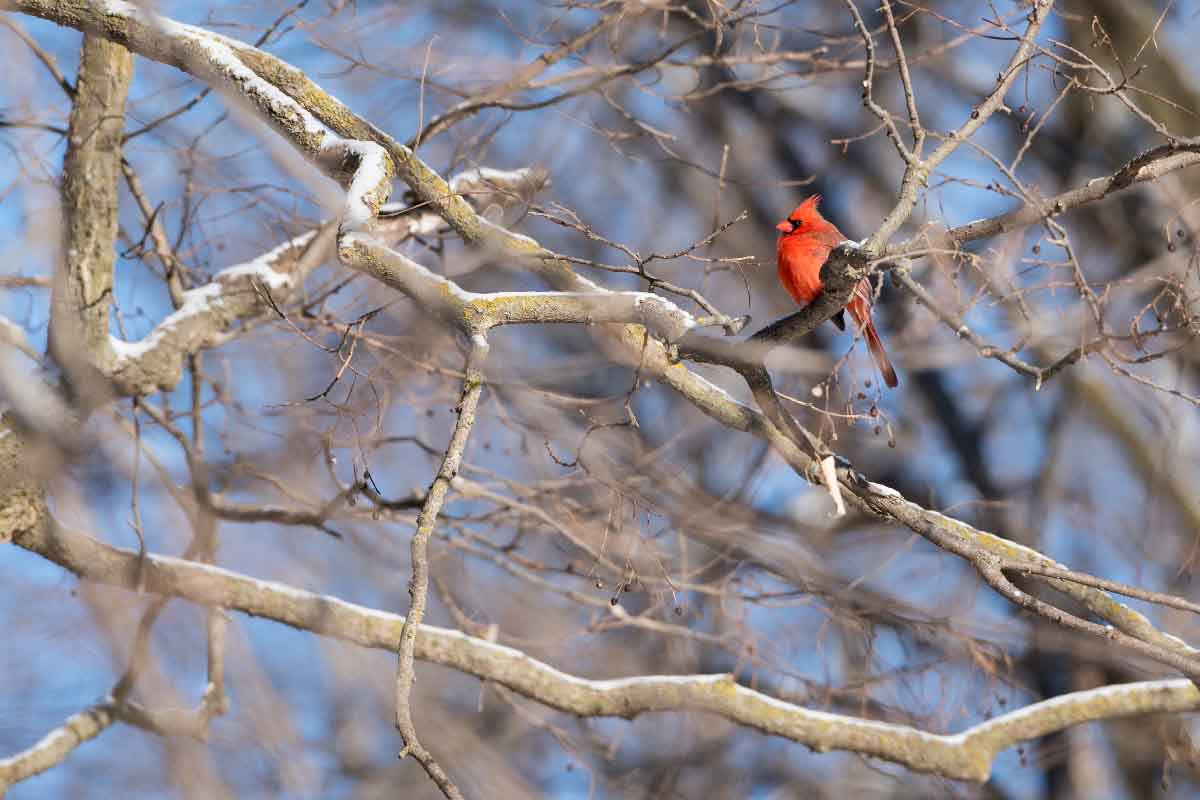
xmin=393 ymin=339 xmax=488 ymax=800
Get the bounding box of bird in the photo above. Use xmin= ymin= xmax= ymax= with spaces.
xmin=776 ymin=194 xmax=898 ymax=388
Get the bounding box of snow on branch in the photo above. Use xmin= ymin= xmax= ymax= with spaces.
xmin=107 ymin=229 xmax=324 ymax=396
xmin=15 ymin=0 xmax=393 ymax=230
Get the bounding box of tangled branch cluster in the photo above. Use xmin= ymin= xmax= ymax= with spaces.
xmin=1 ymin=1 xmax=1198 ymax=797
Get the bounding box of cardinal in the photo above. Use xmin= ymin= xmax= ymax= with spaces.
xmin=776 ymin=195 xmax=898 ymax=388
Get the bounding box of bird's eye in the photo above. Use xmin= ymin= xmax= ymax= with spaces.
xmin=790 ymin=219 xmax=802 ymax=231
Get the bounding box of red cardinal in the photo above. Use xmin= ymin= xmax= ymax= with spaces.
xmin=776 ymin=195 xmax=898 ymax=388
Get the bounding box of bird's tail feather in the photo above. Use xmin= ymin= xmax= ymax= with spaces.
xmin=863 ymin=321 xmax=899 ymax=388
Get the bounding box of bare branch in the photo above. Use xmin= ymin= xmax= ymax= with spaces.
xmin=393 ymin=340 xmax=486 ymax=800
xmin=13 ymin=520 xmax=1200 ymax=785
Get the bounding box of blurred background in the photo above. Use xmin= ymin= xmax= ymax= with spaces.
xmin=2 ymin=0 xmax=1200 ymax=797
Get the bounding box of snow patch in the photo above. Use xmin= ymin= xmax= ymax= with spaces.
xmin=449 ymin=167 xmax=535 ymax=191
xmin=218 ymin=231 xmax=314 ymax=289
xmin=334 ymin=141 xmax=391 ymax=231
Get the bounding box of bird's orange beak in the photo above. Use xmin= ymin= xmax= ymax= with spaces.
xmin=775 ymin=221 xmax=791 ymax=233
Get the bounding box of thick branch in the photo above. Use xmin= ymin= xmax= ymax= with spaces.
xmin=108 ymin=227 xmax=331 ymax=396
xmin=49 ymin=33 xmax=131 ymax=395
xmin=0 ymin=705 xmax=118 ymax=790
xmin=12 ymin=0 xmax=395 ymax=231
xmin=338 ymin=232 xmax=702 ymax=341
xmin=10 ymin=520 xmax=1200 ymax=785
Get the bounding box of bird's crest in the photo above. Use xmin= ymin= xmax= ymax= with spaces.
xmin=792 ymin=194 xmax=825 ymax=221
xmin=777 ymin=194 xmax=827 ymax=233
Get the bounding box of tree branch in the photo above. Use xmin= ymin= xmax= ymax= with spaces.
xmin=9 ymin=519 xmax=1200 ymax=785
xmin=393 ymin=340 xmax=487 ymax=800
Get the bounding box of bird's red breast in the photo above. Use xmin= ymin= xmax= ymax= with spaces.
xmin=776 ymin=195 xmax=846 ymax=307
